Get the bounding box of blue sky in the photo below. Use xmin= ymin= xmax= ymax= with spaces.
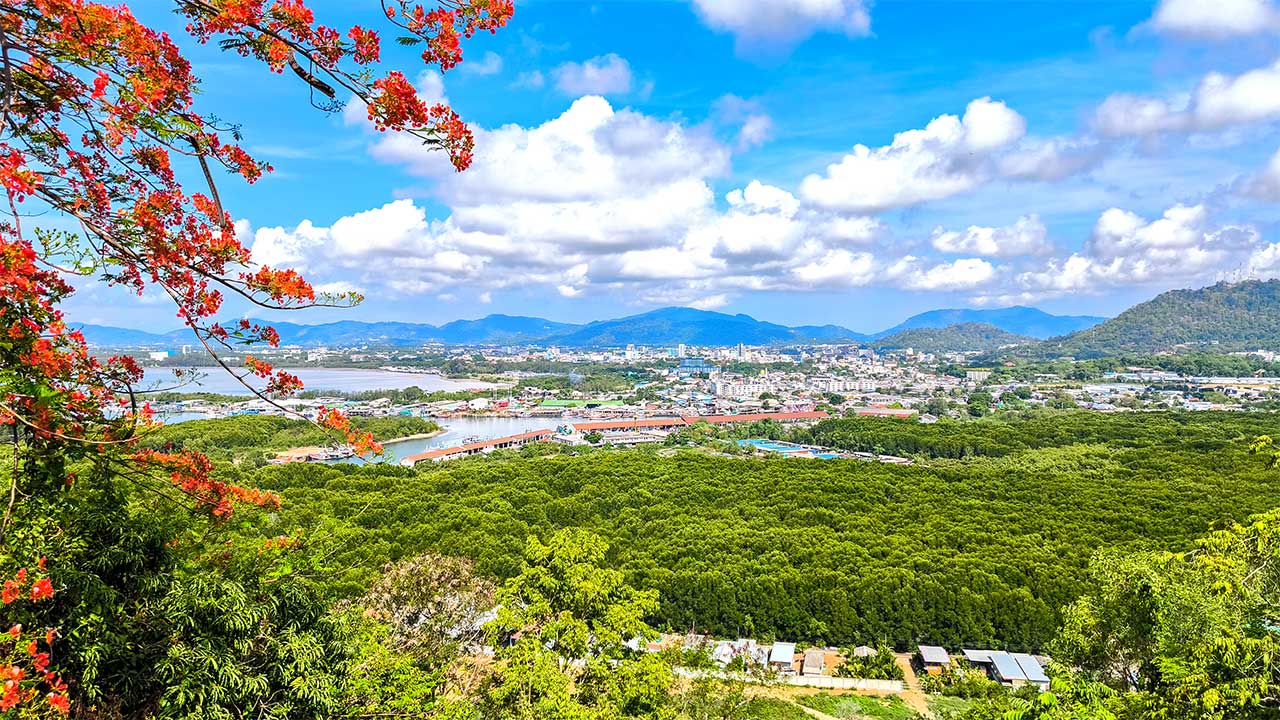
xmin=68 ymin=0 xmax=1280 ymax=333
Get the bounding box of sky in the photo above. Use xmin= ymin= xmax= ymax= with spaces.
xmin=65 ymin=0 xmax=1280 ymax=333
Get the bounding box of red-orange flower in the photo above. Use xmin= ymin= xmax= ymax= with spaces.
xmin=28 ymin=578 xmax=53 ymax=602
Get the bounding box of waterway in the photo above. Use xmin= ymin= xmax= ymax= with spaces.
xmin=142 ymin=367 xmax=500 ymax=396
xmin=151 ymin=409 xmax=590 ymax=466
xmin=332 ymin=415 xmax=591 ymax=465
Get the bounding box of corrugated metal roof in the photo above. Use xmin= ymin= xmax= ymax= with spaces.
xmin=1011 ymin=653 xmax=1049 ymax=684
xmin=402 ymin=429 xmax=555 ymax=464
xmin=990 ymin=652 xmax=1026 ymax=682
xmin=571 ymin=411 xmax=828 ymax=433
xmin=962 ymin=648 xmax=997 ymax=663
xmin=918 ymin=645 xmax=950 ymax=665
xmin=802 ymin=649 xmax=825 ymax=675
xmin=769 ymin=642 xmax=796 ymax=664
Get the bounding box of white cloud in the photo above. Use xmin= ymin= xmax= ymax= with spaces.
xmin=736 ymin=114 xmax=773 ymax=149
xmin=248 ymin=219 xmax=328 ymax=271
xmin=998 ymin=136 xmax=1106 ymax=181
xmin=931 ymin=215 xmax=1052 ymax=258
xmin=513 ymin=70 xmax=545 ymax=89
xmin=314 ymin=281 xmax=364 ymax=295
xmin=1095 ymin=60 xmax=1280 ymax=137
xmin=887 ymin=257 xmax=998 ymax=291
xmin=789 ymin=249 xmax=878 ymax=288
xmin=689 ymin=293 xmax=731 ymax=310
xmin=689 ymin=0 xmax=871 ymax=50
xmin=553 ymin=54 xmax=633 ymax=96
xmin=324 ymin=92 xmax=1264 ymax=310
xmin=459 ymin=51 xmax=503 ymax=76
xmin=1149 ymin=0 xmax=1279 ymax=38
xmin=982 ymin=204 xmax=1262 ymax=303
xmin=1194 ymin=62 xmax=1280 ymax=128
xmin=1241 ymin=147 xmax=1280 ymax=200
xmin=799 ymin=97 xmax=1026 ymax=213
xmin=712 ymin=94 xmax=774 ymax=150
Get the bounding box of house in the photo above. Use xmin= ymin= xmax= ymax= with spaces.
xmin=990 ymin=652 xmax=1027 ymax=687
xmin=852 ymin=645 xmax=876 ymax=658
xmin=769 ymin=642 xmax=797 ymax=674
xmin=918 ymin=645 xmax=951 ymax=675
xmin=963 ymin=649 xmax=1050 ymax=691
xmin=961 ymin=648 xmax=997 ymax=666
xmin=1010 ymin=653 xmax=1050 ymax=690
xmin=802 ymin=648 xmax=825 ymax=676
xmin=710 ymin=638 xmax=760 ymax=666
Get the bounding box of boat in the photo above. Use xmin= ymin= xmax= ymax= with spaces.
xmin=307 ymin=445 xmax=355 ymax=461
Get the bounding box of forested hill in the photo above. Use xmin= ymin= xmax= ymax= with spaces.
xmin=873 ymin=322 xmax=1035 ymax=353
xmin=1028 ymin=280 xmax=1280 ymax=358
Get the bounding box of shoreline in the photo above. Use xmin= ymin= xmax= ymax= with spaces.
xmin=275 ymin=428 xmax=446 ymax=462
xmin=379 ymin=428 xmax=446 ymax=445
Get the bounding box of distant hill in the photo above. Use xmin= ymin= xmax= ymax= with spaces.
xmin=436 ymin=315 xmax=578 ymax=344
xmin=874 ymin=306 xmax=1106 ymax=340
xmin=77 ymin=305 xmax=1104 ymax=349
xmin=77 ymin=325 xmax=178 ymax=348
xmin=1031 ymin=280 xmax=1280 ymax=358
xmin=78 ymin=315 xmax=579 ymax=349
xmin=874 ymin=323 xmax=1036 ymax=353
xmin=547 ymin=307 xmax=868 ymax=347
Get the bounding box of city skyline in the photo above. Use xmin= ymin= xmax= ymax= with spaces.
xmin=64 ymin=0 xmax=1280 ymax=332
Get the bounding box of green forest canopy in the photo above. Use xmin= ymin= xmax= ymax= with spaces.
xmin=207 ymin=410 xmax=1280 ymax=652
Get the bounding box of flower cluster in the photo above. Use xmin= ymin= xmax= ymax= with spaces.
xmin=0 ymin=2 xmax=505 ymax=712
xmin=318 ymin=407 xmax=382 ymax=456
xmin=132 ymin=449 xmax=282 ymax=518
xmin=1 ymin=562 xmax=67 ymax=714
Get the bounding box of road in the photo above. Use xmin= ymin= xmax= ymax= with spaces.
xmin=894 ymin=653 xmax=932 ymax=716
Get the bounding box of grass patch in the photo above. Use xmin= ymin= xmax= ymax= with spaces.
xmin=926 ymin=695 xmax=974 ymax=718
xmin=795 ymin=692 xmax=920 ymax=719
xmin=741 ymin=697 xmax=811 ymax=720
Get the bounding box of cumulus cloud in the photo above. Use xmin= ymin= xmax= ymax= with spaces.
xmin=318 ymin=90 xmax=1267 ymax=310
xmin=979 ymin=204 xmax=1262 ymax=304
xmin=688 ymin=0 xmax=871 ymax=50
xmin=888 ymin=257 xmax=998 ymax=292
xmin=553 ymin=54 xmax=633 ymax=96
xmin=998 ymin=136 xmax=1107 ymax=181
xmin=931 ymin=215 xmax=1053 ymax=258
xmin=1149 ymin=0 xmax=1279 ymax=38
xmin=1240 ymin=148 xmax=1280 ymax=200
xmin=1095 ymin=60 xmax=1280 ymax=137
xmin=269 ymin=95 xmax=980 ymax=303
xmin=712 ymin=94 xmax=774 ymax=150
xmin=798 ymin=97 xmax=1026 ymax=213
xmin=459 ymin=51 xmax=503 ymax=76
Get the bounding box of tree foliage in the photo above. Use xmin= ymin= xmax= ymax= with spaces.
xmin=0 ymin=0 xmax=511 ymax=715
xmin=246 ymin=411 xmax=1280 ymax=651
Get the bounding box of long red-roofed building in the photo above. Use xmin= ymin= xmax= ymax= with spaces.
xmin=400 ymin=411 xmax=831 ymax=467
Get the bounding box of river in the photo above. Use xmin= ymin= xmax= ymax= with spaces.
xmin=333 ymin=415 xmax=591 ymax=465
xmin=142 ymin=367 xmax=500 ymax=395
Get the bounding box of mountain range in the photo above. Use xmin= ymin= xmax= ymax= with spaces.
xmin=76 ymin=305 xmax=1107 ymax=349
